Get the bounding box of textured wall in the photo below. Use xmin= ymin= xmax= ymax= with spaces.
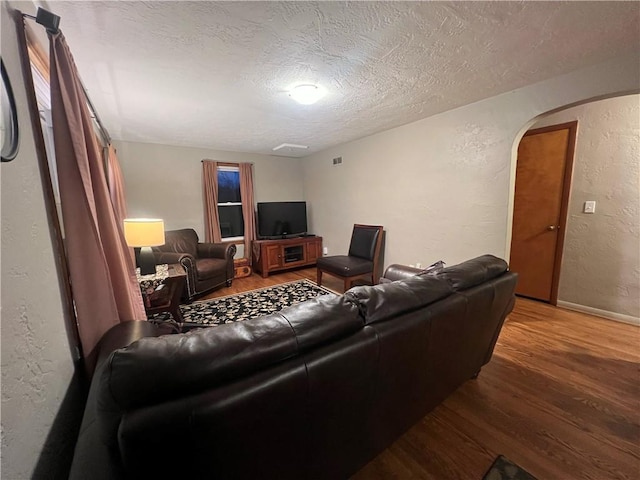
xmin=302 ymin=54 xmax=639 ymax=273
xmin=532 ymin=96 xmax=639 ymax=318
xmin=115 ymin=140 xmax=305 ymax=253
xmin=1 ymin=2 xmax=77 ymax=478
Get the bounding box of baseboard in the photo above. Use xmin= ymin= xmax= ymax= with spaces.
xmin=556 ymin=301 xmax=640 ymax=326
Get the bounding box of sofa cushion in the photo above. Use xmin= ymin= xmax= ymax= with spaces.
xmin=346 ymin=275 xmax=453 ymax=325
xmin=158 ymin=229 xmax=198 ymax=258
xmin=100 ymin=315 xmax=298 ymax=411
xmin=317 ymin=255 xmax=373 ymax=276
xmin=99 ymin=295 xmax=361 ymax=412
xmin=278 ymin=294 xmax=362 ymax=351
xmin=434 ymin=255 xmax=508 ymax=291
xmin=195 ymin=257 xmax=228 ymax=280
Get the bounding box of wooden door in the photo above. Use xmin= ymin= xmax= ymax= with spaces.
xmin=510 ymin=122 xmax=576 ymax=303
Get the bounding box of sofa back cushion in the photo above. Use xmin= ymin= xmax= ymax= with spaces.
xmin=432 ymin=254 xmax=508 ymax=290
xmin=156 ymin=228 xmax=199 ymax=258
xmin=346 ymin=275 xmax=453 ymax=325
xmin=279 ymin=293 xmax=363 ymax=350
xmin=98 ymin=294 xmax=360 ymax=412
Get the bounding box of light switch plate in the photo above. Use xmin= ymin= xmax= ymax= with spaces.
xmin=584 ymin=201 xmax=596 ymax=214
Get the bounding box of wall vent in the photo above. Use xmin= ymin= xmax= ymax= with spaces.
xmin=332 ymin=156 xmax=343 ymax=166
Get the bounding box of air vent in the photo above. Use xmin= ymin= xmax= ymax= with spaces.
xmin=332 ymin=156 xmax=343 ymax=166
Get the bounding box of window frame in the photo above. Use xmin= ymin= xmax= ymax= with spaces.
xmin=216 ymin=164 xmax=244 ymax=244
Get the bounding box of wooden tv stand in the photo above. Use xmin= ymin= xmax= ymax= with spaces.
xmin=252 ymin=236 xmax=322 ymax=278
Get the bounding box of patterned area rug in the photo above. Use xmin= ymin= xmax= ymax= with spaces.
xmin=152 ymin=279 xmax=336 ymax=328
xmin=482 ymin=455 xmax=537 ymax=480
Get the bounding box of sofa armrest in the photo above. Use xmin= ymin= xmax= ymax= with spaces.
xmin=94 ymin=321 xmax=162 ymax=373
xmin=382 ymin=264 xmax=424 ymax=282
xmin=197 ymin=242 xmax=236 ymax=260
xmin=69 ymin=320 xmax=163 ymax=479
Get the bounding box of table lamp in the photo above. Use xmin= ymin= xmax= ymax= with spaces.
xmin=123 ymin=218 xmax=165 ymax=275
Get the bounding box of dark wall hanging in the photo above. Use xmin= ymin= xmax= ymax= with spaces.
xmin=1 ymin=58 xmax=20 ymax=162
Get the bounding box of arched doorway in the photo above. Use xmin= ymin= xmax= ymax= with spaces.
xmin=509 ymin=94 xmax=640 ymax=323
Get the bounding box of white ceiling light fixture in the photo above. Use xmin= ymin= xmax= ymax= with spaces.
xmin=289 ymin=84 xmax=325 ymax=105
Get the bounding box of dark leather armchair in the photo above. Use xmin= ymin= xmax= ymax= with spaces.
xmin=152 ymin=228 xmax=236 ymax=301
xmin=316 ymin=224 xmax=384 ymax=291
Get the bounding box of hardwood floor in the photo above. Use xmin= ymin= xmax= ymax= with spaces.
xmin=200 ymin=266 xmax=346 ymax=300
xmin=203 ymin=268 xmax=640 ymax=479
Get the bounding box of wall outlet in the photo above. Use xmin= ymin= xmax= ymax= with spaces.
xmin=322 ymin=247 xmax=328 ymax=255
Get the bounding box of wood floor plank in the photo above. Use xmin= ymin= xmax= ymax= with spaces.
xmin=202 ymin=268 xmax=640 ymax=479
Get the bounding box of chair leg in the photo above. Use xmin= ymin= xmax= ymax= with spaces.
xmin=344 ymin=278 xmax=351 ymax=292
xmin=317 ymin=269 xmax=323 ymax=286
xmin=171 ymin=306 xmax=184 ymax=324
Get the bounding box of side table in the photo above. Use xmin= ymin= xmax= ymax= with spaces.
xmin=137 ymin=264 xmax=187 ymax=329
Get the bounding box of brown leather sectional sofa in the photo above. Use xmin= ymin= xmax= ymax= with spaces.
xmin=69 ymin=255 xmax=517 ymax=479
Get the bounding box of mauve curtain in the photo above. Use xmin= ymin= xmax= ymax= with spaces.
xmin=49 ymin=32 xmax=146 ymax=372
xmin=202 ymin=160 xmax=222 ymax=242
xmin=105 ymin=145 xmax=136 ymax=266
xmin=239 ymin=163 xmax=256 ymax=262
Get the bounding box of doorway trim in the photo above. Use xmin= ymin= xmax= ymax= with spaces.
xmin=514 ymin=120 xmax=577 ymax=305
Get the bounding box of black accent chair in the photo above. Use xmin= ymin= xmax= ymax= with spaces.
xmin=152 ymin=228 xmax=236 ymax=301
xmin=316 ymin=224 xmax=384 ymax=291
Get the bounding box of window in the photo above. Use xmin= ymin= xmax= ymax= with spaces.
xmin=30 ymin=63 xmax=59 ymax=199
xmin=217 ymin=166 xmax=244 ymax=240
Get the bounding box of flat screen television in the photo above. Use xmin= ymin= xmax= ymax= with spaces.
xmin=257 ymin=201 xmax=308 ymax=239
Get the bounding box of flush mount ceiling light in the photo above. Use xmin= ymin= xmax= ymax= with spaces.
xmin=289 ymin=84 xmax=325 ymax=105
xmin=273 ymin=143 xmax=309 ymax=152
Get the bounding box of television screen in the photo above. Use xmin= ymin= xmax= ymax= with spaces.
xmin=257 ymin=201 xmax=308 ymax=239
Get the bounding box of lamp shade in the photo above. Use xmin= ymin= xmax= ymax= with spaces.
xmin=123 ymin=219 xmax=165 ymax=247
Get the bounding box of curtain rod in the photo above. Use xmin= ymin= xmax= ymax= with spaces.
xmin=201 ymin=160 xmax=255 ymax=165
xmin=22 ymin=8 xmax=112 ymax=146
xmin=22 ymin=8 xmax=60 ymax=34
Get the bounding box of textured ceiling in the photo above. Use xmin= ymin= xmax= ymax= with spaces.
xmin=39 ymin=1 xmax=640 ymax=157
